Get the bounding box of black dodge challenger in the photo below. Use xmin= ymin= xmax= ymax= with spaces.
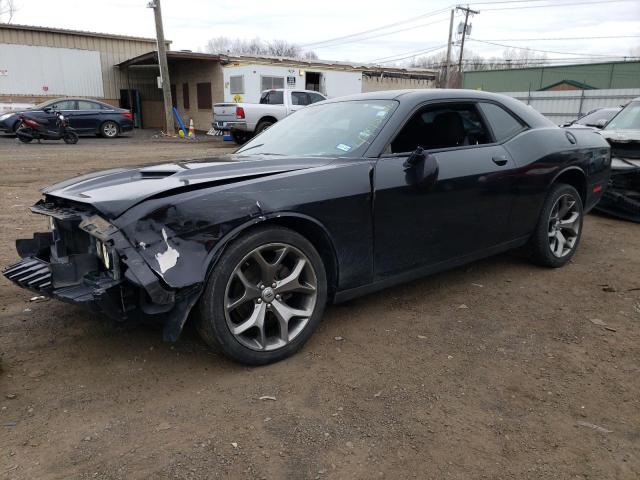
xmin=4 ymin=90 xmax=611 ymax=365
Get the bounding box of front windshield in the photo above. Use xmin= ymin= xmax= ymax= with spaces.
xmin=236 ymin=100 xmax=398 ymax=157
xmin=605 ymin=101 xmax=640 ymax=130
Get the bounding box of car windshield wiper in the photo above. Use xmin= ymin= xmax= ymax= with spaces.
xmin=236 ymin=143 xmax=264 ymax=153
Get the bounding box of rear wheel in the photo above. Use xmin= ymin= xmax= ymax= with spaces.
xmin=255 ymin=120 xmax=274 ymax=135
xmin=196 ymin=226 xmax=327 ymax=365
xmin=231 ymin=130 xmax=249 ymax=145
xmin=100 ymin=121 xmax=119 ymax=138
xmin=529 ymin=183 xmax=583 ymax=268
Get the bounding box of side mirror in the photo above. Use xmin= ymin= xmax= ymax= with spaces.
xmin=595 ymin=118 xmax=608 ymax=128
xmin=43 ymin=107 xmax=52 ymax=113
xmin=403 ymin=146 xmax=425 ymax=170
xmin=404 ymin=147 xmax=439 ymax=190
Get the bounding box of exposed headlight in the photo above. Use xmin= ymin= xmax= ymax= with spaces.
xmin=48 ymin=216 xmax=56 ymax=231
xmin=95 ymin=240 xmax=111 ymax=269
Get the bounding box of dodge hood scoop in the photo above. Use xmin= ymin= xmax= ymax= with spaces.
xmin=42 ymin=155 xmax=333 ymax=218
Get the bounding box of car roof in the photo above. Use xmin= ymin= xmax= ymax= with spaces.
xmin=322 ymin=89 xmax=555 ymax=128
xmin=41 ymin=98 xmax=118 ymax=107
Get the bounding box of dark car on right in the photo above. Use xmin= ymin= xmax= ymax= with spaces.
xmin=562 ymin=107 xmax=622 ymax=130
xmin=0 ymin=98 xmax=133 ymax=138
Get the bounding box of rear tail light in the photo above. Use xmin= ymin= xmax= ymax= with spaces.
xmin=121 ymin=111 xmax=133 ymax=120
xmin=236 ymin=107 xmax=245 ymax=119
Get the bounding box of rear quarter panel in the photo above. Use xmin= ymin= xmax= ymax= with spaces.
xmin=504 ymin=126 xmax=610 ymax=238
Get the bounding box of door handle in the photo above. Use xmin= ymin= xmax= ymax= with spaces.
xmin=492 ymin=156 xmax=508 ymax=166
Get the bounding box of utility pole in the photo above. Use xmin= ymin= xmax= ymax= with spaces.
xmin=148 ymin=0 xmax=174 ymax=134
xmin=444 ymin=8 xmax=455 ymax=88
xmin=456 ymin=5 xmax=479 ymax=86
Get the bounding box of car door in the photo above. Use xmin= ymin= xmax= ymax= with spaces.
xmin=373 ymin=101 xmax=517 ymax=278
xmin=71 ymin=100 xmax=103 ymax=133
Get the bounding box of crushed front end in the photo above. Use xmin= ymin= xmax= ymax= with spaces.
xmin=597 ymin=131 xmax=640 ymax=223
xmin=2 ymin=197 xmax=191 ymax=339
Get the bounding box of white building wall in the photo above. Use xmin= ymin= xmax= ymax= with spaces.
xmin=221 ymin=64 xmax=362 ymax=103
xmin=0 ymin=43 xmax=104 ymax=97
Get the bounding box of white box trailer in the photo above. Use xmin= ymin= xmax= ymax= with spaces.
xmin=221 ymin=63 xmax=362 ymax=103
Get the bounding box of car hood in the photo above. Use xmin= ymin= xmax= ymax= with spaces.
xmin=43 ymin=155 xmax=334 ymax=218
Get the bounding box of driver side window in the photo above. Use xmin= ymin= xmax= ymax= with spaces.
xmin=52 ymin=100 xmax=77 ymax=110
xmin=390 ymin=103 xmax=491 ymax=154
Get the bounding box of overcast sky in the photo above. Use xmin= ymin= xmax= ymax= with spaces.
xmin=6 ymin=0 xmax=640 ymax=65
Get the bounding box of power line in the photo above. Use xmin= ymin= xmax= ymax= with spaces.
xmin=468 ymin=35 xmax=640 ymax=42
xmin=311 ymin=16 xmax=452 ymax=50
xmin=469 ymin=38 xmax=635 ymax=57
xmin=480 ymin=0 xmax=638 ymax=10
xmin=371 ymin=44 xmax=449 ymax=63
xmin=300 ymin=6 xmax=451 ymax=48
xmin=372 ymin=45 xmax=449 ymax=64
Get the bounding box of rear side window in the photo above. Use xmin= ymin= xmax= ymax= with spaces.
xmin=77 ymin=100 xmax=99 ymax=110
xmin=479 ymin=102 xmax=525 ymax=142
xmin=260 ymin=91 xmax=284 ymax=105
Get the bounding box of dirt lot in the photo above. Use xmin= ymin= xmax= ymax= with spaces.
xmin=0 ymin=131 xmax=639 ymax=480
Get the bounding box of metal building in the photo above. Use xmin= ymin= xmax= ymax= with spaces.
xmin=0 ymin=23 xmax=166 ymax=127
xmin=462 ymin=61 xmax=640 ymax=92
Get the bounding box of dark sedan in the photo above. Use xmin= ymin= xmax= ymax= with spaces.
xmin=0 ymin=98 xmax=133 ymax=138
xmin=4 ymin=90 xmax=611 ymax=365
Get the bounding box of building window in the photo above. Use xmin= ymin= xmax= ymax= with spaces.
xmin=182 ymin=83 xmax=190 ymax=109
xmin=230 ymin=75 xmax=244 ymax=94
xmin=261 ymin=76 xmax=285 ymax=91
xmin=170 ymin=84 xmax=177 ymax=108
xmin=197 ymin=82 xmax=212 ymax=110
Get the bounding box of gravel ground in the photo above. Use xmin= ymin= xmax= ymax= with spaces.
xmin=0 ymin=131 xmax=639 ymax=480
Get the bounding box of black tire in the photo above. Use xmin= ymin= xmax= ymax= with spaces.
xmin=196 ymin=226 xmax=328 ymax=365
xmin=255 ymin=120 xmax=274 ymax=135
xmin=63 ymin=131 xmax=79 ymax=144
xmin=529 ymin=183 xmax=583 ymax=268
xmin=100 ymin=121 xmax=119 ymax=138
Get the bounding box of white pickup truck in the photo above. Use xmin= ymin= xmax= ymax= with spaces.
xmin=213 ymin=89 xmax=326 ymax=144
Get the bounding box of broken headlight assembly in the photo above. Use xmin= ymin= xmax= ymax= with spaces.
xmin=95 ymin=239 xmax=112 ymax=269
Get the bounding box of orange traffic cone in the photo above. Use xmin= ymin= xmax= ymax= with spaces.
xmin=188 ymin=119 xmax=195 ymax=139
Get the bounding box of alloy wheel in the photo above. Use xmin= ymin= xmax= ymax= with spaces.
xmin=224 ymin=243 xmax=318 ymax=351
xmin=548 ymin=193 xmax=580 ymax=258
xmin=103 ymin=122 xmax=118 ymax=137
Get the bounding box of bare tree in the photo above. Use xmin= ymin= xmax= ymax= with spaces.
xmin=0 ymin=0 xmax=17 ymax=22
xmin=205 ymin=36 xmax=317 ymax=60
xmin=409 ymin=47 xmax=547 ymax=87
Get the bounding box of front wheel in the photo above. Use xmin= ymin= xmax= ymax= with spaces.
xmin=16 ymin=128 xmax=33 ymax=143
xmin=529 ymin=183 xmax=583 ymax=268
xmin=196 ymin=226 xmax=327 ymax=365
xmin=63 ymin=131 xmax=79 ymax=144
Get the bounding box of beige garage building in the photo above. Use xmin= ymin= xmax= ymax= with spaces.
xmin=1 ymin=23 xmax=437 ymax=131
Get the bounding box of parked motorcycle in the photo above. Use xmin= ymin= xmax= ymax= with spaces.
xmin=16 ymin=108 xmax=79 ymax=144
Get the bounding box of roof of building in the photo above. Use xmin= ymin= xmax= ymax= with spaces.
xmin=116 ymin=50 xmax=437 ymax=79
xmin=539 ymin=79 xmax=596 ymax=91
xmin=0 ymin=23 xmax=163 ymax=43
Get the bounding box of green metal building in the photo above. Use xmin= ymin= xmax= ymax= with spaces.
xmin=462 ymin=61 xmax=640 ymax=92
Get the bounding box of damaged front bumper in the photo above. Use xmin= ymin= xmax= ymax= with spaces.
xmin=2 ymin=199 xmax=198 ymax=341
